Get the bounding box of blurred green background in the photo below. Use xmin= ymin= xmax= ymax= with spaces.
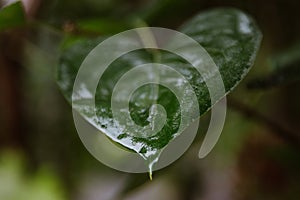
xmin=1 ymin=0 xmax=300 ymax=199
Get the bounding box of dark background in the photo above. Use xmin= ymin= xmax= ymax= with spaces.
xmin=1 ymin=0 xmax=300 ymax=199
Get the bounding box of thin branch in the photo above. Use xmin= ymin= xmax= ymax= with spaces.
xmin=229 ymin=98 xmax=300 ymax=148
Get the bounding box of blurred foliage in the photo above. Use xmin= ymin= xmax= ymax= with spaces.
xmin=0 ymin=151 xmax=66 ymax=200
xmin=0 ymin=1 xmax=25 ymax=31
xmin=248 ymin=42 xmax=300 ymax=89
xmin=1 ymin=0 xmax=300 ymax=200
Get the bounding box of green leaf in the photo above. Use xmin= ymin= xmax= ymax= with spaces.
xmin=180 ymin=8 xmax=262 ymax=91
xmin=56 ymin=8 xmax=262 ymax=171
xmin=0 ymin=1 xmax=25 ymax=31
